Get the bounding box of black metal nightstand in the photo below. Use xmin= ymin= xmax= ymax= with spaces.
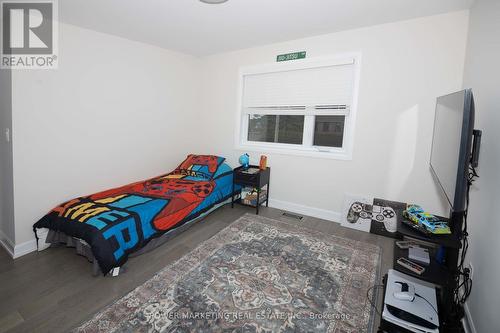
xmin=231 ymin=165 xmax=270 ymax=214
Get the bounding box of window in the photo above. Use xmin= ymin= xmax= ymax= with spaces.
xmin=248 ymin=115 xmax=304 ymax=144
xmin=314 ymin=115 xmax=345 ymax=147
xmin=237 ymin=55 xmax=360 ymax=159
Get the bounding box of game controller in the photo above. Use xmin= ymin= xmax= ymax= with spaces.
xmin=163 ymin=179 xmax=214 ymax=198
xmin=347 ymin=201 xmax=397 ymax=233
xmin=192 ymin=183 xmax=214 ymax=197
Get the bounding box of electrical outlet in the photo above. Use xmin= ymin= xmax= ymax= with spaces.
xmin=468 ymin=262 xmax=474 ymax=280
xmin=5 ymin=128 xmax=10 ymax=142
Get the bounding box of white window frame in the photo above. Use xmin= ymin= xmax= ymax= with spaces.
xmin=235 ymin=53 xmax=361 ymax=160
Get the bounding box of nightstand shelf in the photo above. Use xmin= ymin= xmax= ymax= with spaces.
xmin=232 ymin=197 xmax=267 ymax=209
xmin=231 ymin=165 xmax=270 ymax=214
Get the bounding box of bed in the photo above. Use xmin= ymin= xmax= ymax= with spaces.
xmin=33 ymin=155 xmax=239 ymax=275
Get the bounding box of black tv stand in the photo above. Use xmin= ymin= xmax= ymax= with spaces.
xmin=387 ymin=208 xmax=466 ymax=332
xmin=440 ymin=210 xmax=466 ymax=330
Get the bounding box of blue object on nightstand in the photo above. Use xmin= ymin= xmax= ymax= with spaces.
xmin=238 ymin=153 xmax=250 ymax=169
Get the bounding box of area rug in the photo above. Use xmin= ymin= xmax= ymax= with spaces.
xmin=76 ymin=214 xmax=381 ymax=333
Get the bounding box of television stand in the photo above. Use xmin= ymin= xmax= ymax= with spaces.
xmin=381 ymin=207 xmax=466 ymax=332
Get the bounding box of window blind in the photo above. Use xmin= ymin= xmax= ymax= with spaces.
xmin=243 ymin=61 xmax=355 ymax=110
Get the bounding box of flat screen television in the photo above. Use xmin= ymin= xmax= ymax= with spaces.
xmin=430 ymin=89 xmax=480 ymax=213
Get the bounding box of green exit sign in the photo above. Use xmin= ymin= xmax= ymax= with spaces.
xmin=276 ymin=51 xmax=306 ymax=62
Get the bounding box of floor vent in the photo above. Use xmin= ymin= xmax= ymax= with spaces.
xmin=282 ymin=212 xmax=304 ymax=220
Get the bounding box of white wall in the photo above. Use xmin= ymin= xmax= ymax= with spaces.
xmin=11 ymin=23 xmax=201 ymax=245
xmin=197 ymin=11 xmax=469 ymax=219
xmin=6 ymin=11 xmax=472 ymax=252
xmin=0 ymin=67 xmax=15 ymax=251
xmin=461 ymin=0 xmax=500 ymax=332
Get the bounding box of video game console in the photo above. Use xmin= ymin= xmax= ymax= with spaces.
xmin=383 ymin=269 xmax=439 ymax=333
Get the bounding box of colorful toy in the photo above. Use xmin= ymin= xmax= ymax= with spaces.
xmin=259 ymin=155 xmax=267 ymax=170
xmin=239 ymin=153 xmax=250 ymax=169
xmin=402 ymin=204 xmax=451 ymax=234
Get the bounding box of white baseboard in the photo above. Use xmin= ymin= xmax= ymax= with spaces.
xmin=13 ymin=238 xmax=37 ymax=259
xmin=0 ymin=229 xmax=15 ymax=257
xmin=462 ymin=302 xmax=477 ymax=333
xmin=0 ymin=229 xmax=48 ymax=259
xmin=268 ymin=198 xmax=341 ymax=223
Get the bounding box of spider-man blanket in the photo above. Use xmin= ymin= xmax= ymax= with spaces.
xmin=33 ymin=159 xmax=235 ymax=274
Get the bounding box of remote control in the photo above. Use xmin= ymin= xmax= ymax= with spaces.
xmin=396 ymin=241 xmax=420 ymax=249
xmin=396 ymin=257 xmax=425 ymax=275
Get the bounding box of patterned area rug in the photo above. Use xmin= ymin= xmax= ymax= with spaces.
xmin=77 ymin=214 xmax=381 ymax=333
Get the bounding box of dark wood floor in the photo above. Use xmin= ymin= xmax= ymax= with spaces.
xmin=0 ymin=205 xmax=394 ymax=333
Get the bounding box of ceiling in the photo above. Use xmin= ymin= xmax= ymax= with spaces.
xmin=59 ymin=0 xmax=473 ymax=56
